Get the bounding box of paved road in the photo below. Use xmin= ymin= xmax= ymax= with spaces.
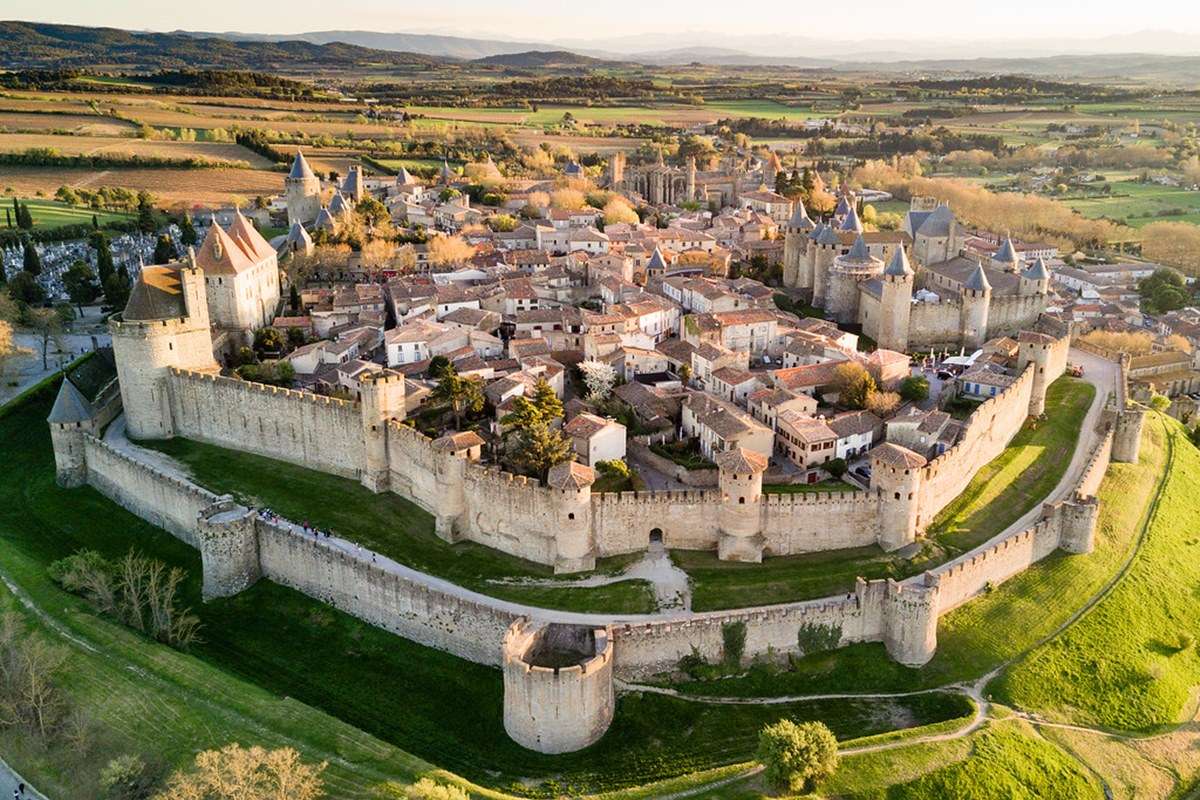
xmin=0 ymin=757 xmax=46 ymax=800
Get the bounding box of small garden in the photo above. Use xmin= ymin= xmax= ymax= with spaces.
xmin=650 ymin=438 xmax=718 ymax=470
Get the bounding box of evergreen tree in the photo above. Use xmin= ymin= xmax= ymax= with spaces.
xmin=153 ymin=234 xmax=178 ymax=265
xmin=180 ymin=213 xmax=197 ymax=247
xmin=90 ymin=231 xmax=115 ymax=284
xmin=288 ymin=284 xmax=300 ymax=312
xmin=136 ymin=191 xmax=156 ymax=233
xmin=16 ymin=201 xmax=33 ymax=230
xmin=92 ymin=213 xmax=99 ymax=230
xmin=509 ymin=420 xmax=573 ymax=483
xmin=22 ymin=238 xmax=41 ymax=276
xmin=102 ymin=273 xmax=130 ymax=312
xmin=62 ymin=261 xmax=98 ymax=314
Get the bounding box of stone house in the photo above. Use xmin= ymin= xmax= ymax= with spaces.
xmin=681 ymin=392 xmax=774 ymax=460
xmin=564 ymin=413 xmax=627 ymax=467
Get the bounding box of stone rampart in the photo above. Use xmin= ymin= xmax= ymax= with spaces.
xmin=255 ymin=518 xmax=518 ymax=665
xmin=761 ymin=490 xmax=880 ymax=555
xmin=916 ymin=364 xmax=1036 ymax=526
xmin=81 ymin=435 xmax=219 ymax=547
xmin=592 ymin=489 xmax=722 ymax=555
xmin=168 ymin=368 xmax=363 ymax=478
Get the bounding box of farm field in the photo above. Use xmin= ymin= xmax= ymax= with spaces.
xmin=2 ymin=198 xmax=135 ymax=229
xmin=0 ymin=132 xmax=274 ymax=167
xmin=0 ymin=377 xmax=975 ymax=798
xmin=1057 ymin=179 xmax=1200 ymax=227
xmin=0 ymin=165 xmax=283 ymax=209
xmin=0 ymin=111 xmax=137 ymax=135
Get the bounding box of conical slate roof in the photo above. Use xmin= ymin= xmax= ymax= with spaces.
xmin=395 ymin=166 xmax=416 ymax=185
xmin=646 ymin=247 xmax=668 ymax=272
xmin=839 ymin=205 xmax=864 ymax=233
xmin=993 ymin=236 xmax=1018 ymax=263
xmin=808 ymin=222 xmax=826 ymax=241
xmin=440 ymin=159 xmax=454 ymax=181
xmin=1022 ymin=256 xmax=1050 ymax=281
xmin=964 ymin=261 xmax=992 ymax=292
xmin=884 ymin=246 xmax=913 ymax=277
xmin=285 ymin=221 xmax=313 ymax=250
xmin=314 ymin=208 xmax=338 ymax=232
xmin=845 ymin=234 xmax=871 ymax=261
xmin=328 ymin=193 xmax=351 ymax=218
xmin=47 ymin=378 xmax=94 ymax=424
xmin=835 ymin=193 xmax=853 ymax=217
xmin=816 ymin=225 xmax=841 ymax=246
xmin=788 ymin=198 xmax=812 ymax=228
xmin=288 ymin=150 xmax=315 ymax=180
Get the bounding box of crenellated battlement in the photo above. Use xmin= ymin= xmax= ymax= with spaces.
xmin=170 ymin=368 xmax=356 ymax=410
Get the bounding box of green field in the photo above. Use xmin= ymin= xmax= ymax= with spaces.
xmin=1057 ymin=180 xmax=1200 ymax=228
xmin=669 ymin=412 xmax=1167 ymax=697
xmin=0 ymin=375 xmax=974 ymax=797
xmin=928 ymin=378 xmax=1095 ymax=554
xmin=3 ymin=198 xmax=135 ymax=229
xmin=137 ymin=436 xmax=657 ymax=614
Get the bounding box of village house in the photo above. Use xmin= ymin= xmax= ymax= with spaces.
xmin=681 ymin=391 xmax=774 ymax=460
xmin=563 ymin=413 xmax=628 ymax=467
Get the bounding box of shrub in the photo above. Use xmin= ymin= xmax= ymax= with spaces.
xmin=797 ymin=622 xmax=841 ymax=655
xmin=100 ymin=754 xmax=159 ymax=800
xmin=677 ymin=645 xmax=707 ymax=678
xmin=400 ymin=777 xmax=470 ymax=800
xmin=899 ymin=375 xmax=930 ymax=402
xmin=596 ymin=459 xmax=631 ymax=480
xmin=757 ymin=720 xmax=839 ymax=794
xmin=825 ymin=458 xmax=847 ymax=479
xmin=722 ymin=621 xmax=747 ymax=668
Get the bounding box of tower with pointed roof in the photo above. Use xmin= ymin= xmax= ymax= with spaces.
xmin=47 ymin=378 xmax=96 ymax=487
xmin=878 ymin=245 xmax=915 ymax=353
xmin=341 ymin=165 xmax=365 ymax=203
xmin=809 ymin=224 xmax=842 ymax=308
xmin=990 ymin=235 xmax=1021 ymax=274
xmin=960 ymin=261 xmax=992 ymax=350
xmin=781 ymin=199 xmax=816 ymax=289
xmin=1019 ymin=256 xmax=1050 ymax=296
xmin=285 ymin=150 xmax=321 ymax=227
xmin=827 ymin=234 xmax=884 ymax=324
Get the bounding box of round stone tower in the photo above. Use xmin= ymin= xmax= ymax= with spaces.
xmin=195 ymin=498 xmax=261 ymax=601
xmin=1019 ymin=256 xmax=1051 ymax=296
xmin=546 ymin=461 xmax=596 ymax=573
xmin=110 ymin=259 xmax=218 ymax=440
xmin=877 ymin=245 xmax=915 ymax=353
xmin=715 ymin=447 xmax=768 ymax=563
xmin=285 ymin=150 xmax=322 ymax=227
xmin=827 ymin=234 xmax=883 ymax=324
xmin=503 ymin=620 xmax=615 ymax=754
xmin=870 ymin=443 xmax=927 ymax=552
xmin=958 ymin=261 xmax=992 ymax=351
xmin=809 ymin=224 xmax=841 ymax=308
xmin=358 ymin=369 xmax=406 ymax=492
xmin=1017 ymin=331 xmax=1056 ymax=416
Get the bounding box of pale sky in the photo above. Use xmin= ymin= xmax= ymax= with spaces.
xmin=6 ymin=0 xmax=1199 ymax=44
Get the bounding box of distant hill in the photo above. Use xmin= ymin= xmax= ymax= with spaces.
xmin=0 ymin=21 xmax=443 ymax=71
xmin=471 ymin=50 xmax=615 ymax=68
xmin=184 ymin=29 xmax=561 ymax=61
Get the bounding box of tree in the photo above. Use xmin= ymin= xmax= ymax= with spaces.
xmin=286 ymin=326 xmax=307 ymax=348
xmin=1150 ymin=393 xmax=1171 ymax=412
xmin=899 ymin=375 xmax=930 ymax=403
xmin=153 ymin=744 xmax=325 ymax=800
xmin=757 ymin=720 xmax=839 ymax=794
xmin=579 ymin=360 xmax=617 ymax=401
xmin=22 ymin=238 xmax=41 ymax=276
xmin=288 ymin=284 xmax=301 ymax=313
xmin=374 ymin=778 xmax=469 ymax=800
xmin=99 ymin=754 xmax=159 ymax=800
xmin=602 ymin=197 xmax=639 ymax=225
xmin=253 ymin=327 xmax=286 ymax=356
xmin=63 ymin=261 xmax=99 ymax=314
xmin=103 ymin=273 xmax=130 ymax=313
xmin=431 ymin=367 xmax=485 ymax=429
xmin=832 ymin=362 xmax=875 ymax=409
xmin=359 ymin=238 xmax=396 ymax=282
xmin=426 ymin=235 xmax=474 ymax=270
xmin=136 ymin=192 xmax=156 ymax=233
xmin=426 ymin=355 xmax=451 ymax=380
xmin=550 ymin=188 xmax=587 ymax=211
xmin=509 ymin=420 xmax=573 ymax=481
xmin=152 ymin=235 xmax=177 ymax=265
xmin=865 ymin=389 xmax=901 ymax=418
xmin=90 ymin=231 xmax=115 ymax=285
xmin=179 ymin=213 xmax=197 ymax=247
xmin=8 ymin=270 xmax=45 ymax=309
xmin=825 ymin=457 xmax=847 ymax=478
xmin=28 ymin=307 xmax=63 ymax=369
xmin=0 ymin=319 xmax=29 ymax=385
xmin=0 ymin=612 xmax=69 ymax=742
xmin=356 ymin=196 xmax=390 ymax=227
xmin=529 ymin=378 xmax=563 ymax=421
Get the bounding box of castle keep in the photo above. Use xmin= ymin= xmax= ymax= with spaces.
xmin=782 ymin=197 xmax=1051 ymax=353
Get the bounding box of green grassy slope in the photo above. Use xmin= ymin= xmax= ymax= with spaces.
xmin=994 ymin=415 xmax=1200 ymax=732
xmin=0 ymin=381 xmax=972 ymax=797
xmin=139 ymin=436 xmax=655 ymax=614
xmin=670 ymin=411 xmax=1166 ymax=697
